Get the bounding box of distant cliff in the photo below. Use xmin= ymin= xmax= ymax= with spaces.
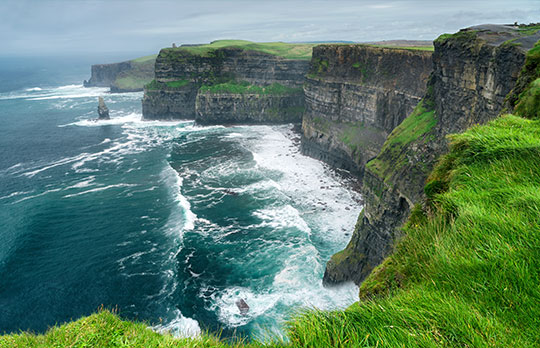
xmin=324 ymin=24 xmax=540 ymax=285
xmin=84 ymin=55 xmax=156 ymax=92
xmin=142 ymin=41 xmax=311 ymax=123
xmin=301 ymin=45 xmax=432 ymax=176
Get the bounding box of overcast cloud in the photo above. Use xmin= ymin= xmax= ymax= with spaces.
xmin=1 ymin=0 xmax=538 ymax=56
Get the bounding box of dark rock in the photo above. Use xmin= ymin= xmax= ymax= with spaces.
xmin=236 ymin=299 xmax=250 ymax=315
xmin=97 ymin=97 xmax=110 ymax=120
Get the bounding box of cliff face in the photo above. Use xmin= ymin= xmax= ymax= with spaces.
xmin=195 ymin=92 xmax=304 ymax=124
xmin=84 ymin=62 xmax=132 ymax=87
xmin=301 ymin=45 xmax=432 ymax=175
xmin=142 ymin=47 xmax=309 ymax=122
xmin=84 ymin=56 xmax=156 ymax=92
xmin=324 ymin=25 xmax=539 ymax=285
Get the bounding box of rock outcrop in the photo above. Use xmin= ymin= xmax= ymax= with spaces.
xmin=142 ymin=47 xmax=309 ymax=123
xmin=301 ymin=45 xmax=432 ymax=176
xmin=97 ymin=97 xmax=110 ymax=120
xmin=324 ymin=25 xmax=540 ymax=285
xmin=84 ymin=56 xmax=156 ymax=93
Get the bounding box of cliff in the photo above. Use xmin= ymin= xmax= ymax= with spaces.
xmin=84 ymin=55 xmax=156 ymax=92
xmin=142 ymin=41 xmax=311 ymax=122
xmin=301 ymin=45 xmax=432 ymax=176
xmin=324 ymin=24 xmax=540 ymax=285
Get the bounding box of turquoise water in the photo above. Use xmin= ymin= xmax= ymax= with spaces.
xmin=0 ymin=58 xmax=361 ymax=339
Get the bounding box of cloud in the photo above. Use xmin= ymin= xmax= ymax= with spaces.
xmin=0 ymin=0 xmax=539 ymax=55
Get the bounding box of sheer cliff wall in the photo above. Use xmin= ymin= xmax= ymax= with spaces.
xmin=142 ymin=47 xmax=308 ymax=123
xmin=301 ymin=45 xmax=432 ymax=176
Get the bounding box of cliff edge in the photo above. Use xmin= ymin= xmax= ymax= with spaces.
xmin=324 ymin=24 xmax=540 ymax=285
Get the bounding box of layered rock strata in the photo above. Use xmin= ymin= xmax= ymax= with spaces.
xmin=301 ymin=45 xmax=432 ymax=176
xmin=324 ymin=25 xmax=540 ymax=285
xmin=142 ymin=47 xmax=309 ymax=122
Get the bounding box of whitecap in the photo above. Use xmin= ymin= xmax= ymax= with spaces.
xmin=162 ymin=164 xmax=197 ymax=233
xmin=152 ymin=309 xmax=201 ymax=338
xmin=63 ymin=183 xmax=135 ymax=198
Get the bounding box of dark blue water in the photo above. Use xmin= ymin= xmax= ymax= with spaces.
xmin=0 ymin=57 xmax=360 ymax=339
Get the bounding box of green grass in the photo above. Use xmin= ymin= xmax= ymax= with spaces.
xmin=517 ymin=23 xmax=540 ymax=36
xmin=166 ymin=40 xmax=317 ymax=60
xmin=114 ymin=75 xmax=153 ymax=90
xmin=199 ymin=80 xmax=302 ymax=95
xmin=366 ymin=100 xmax=437 ymax=181
xmin=131 ymin=54 xmax=158 ymax=64
xmin=289 ymin=113 xmax=540 ymax=347
xmin=110 ymin=54 xmax=156 ymax=90
xmin=0 ymin=309 xmax=277 ymax=348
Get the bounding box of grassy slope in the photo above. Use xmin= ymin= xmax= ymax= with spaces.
xmin=112 ymin=54 xmax=157 ymax=90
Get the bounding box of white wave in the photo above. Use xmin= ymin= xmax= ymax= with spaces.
xmin=0 ymin=190 xmax=33 ymax=200
xmin=253 ymin=205 xmax=311 ymax=234
xmin=63 ymin=183 xmax=135 ymax=198
xmin=21 ymin=154 xmax=88 ymax=178
xmin=162 ymin=164 xmax=197 ymax=233
xmin=0 ymin=84 xmax=111 ymax=101
xmin=225 ymin=132 xmax=243 ymax=138
xmin=12 ymin=188 xmax=62 ymax=204
xmin=63 ymin=177 xmax=95 ymax=190
xmin=152 ymin=309 xmax=201 ymax=338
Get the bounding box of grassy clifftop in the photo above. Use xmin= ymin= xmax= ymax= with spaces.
xmin=163 ymin=40 xmax=318 ymax=60
xmin=110 ymin=54 xmax=157 ymax=91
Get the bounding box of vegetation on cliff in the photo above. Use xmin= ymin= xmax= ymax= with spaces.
xmin=111 ymin=55 xmax=157 ymax=91
xmin=199 ymin=80 xmax=302 ymax=95
xmin=164 ymin=40 xmax=317 ymax=60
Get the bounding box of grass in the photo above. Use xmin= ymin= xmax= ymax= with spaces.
xmin=165 ymin=40 xmax=318 ymax=60
xmin=110 ymin=54 xmax=156 ymax=90
xmin=366 ymin=100 xmax=437 ymax=181
xmin=517 ymin=23 xmax=540 ymax=36
xmin=114 ymin=75 xmax=153 ymax=90
xmin=199 ymin=81 xmax=302 ymax=95
xmin=131 ymin=54 xmax=158 ymax=64
xmin=289 ymin=113 xmax=540 ymax=347
xmin=0 ymin=309 xmax=275 ymax=348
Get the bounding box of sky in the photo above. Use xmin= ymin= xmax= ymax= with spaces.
xmin=1 ymin=0 xmax=539 ymax=58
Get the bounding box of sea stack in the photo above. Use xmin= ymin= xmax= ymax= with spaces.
xmin=97 ymin=97 xmax=110 ymax=120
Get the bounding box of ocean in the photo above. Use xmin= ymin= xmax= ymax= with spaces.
xmin=0 ymin=56 xmax=361 ymax=339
